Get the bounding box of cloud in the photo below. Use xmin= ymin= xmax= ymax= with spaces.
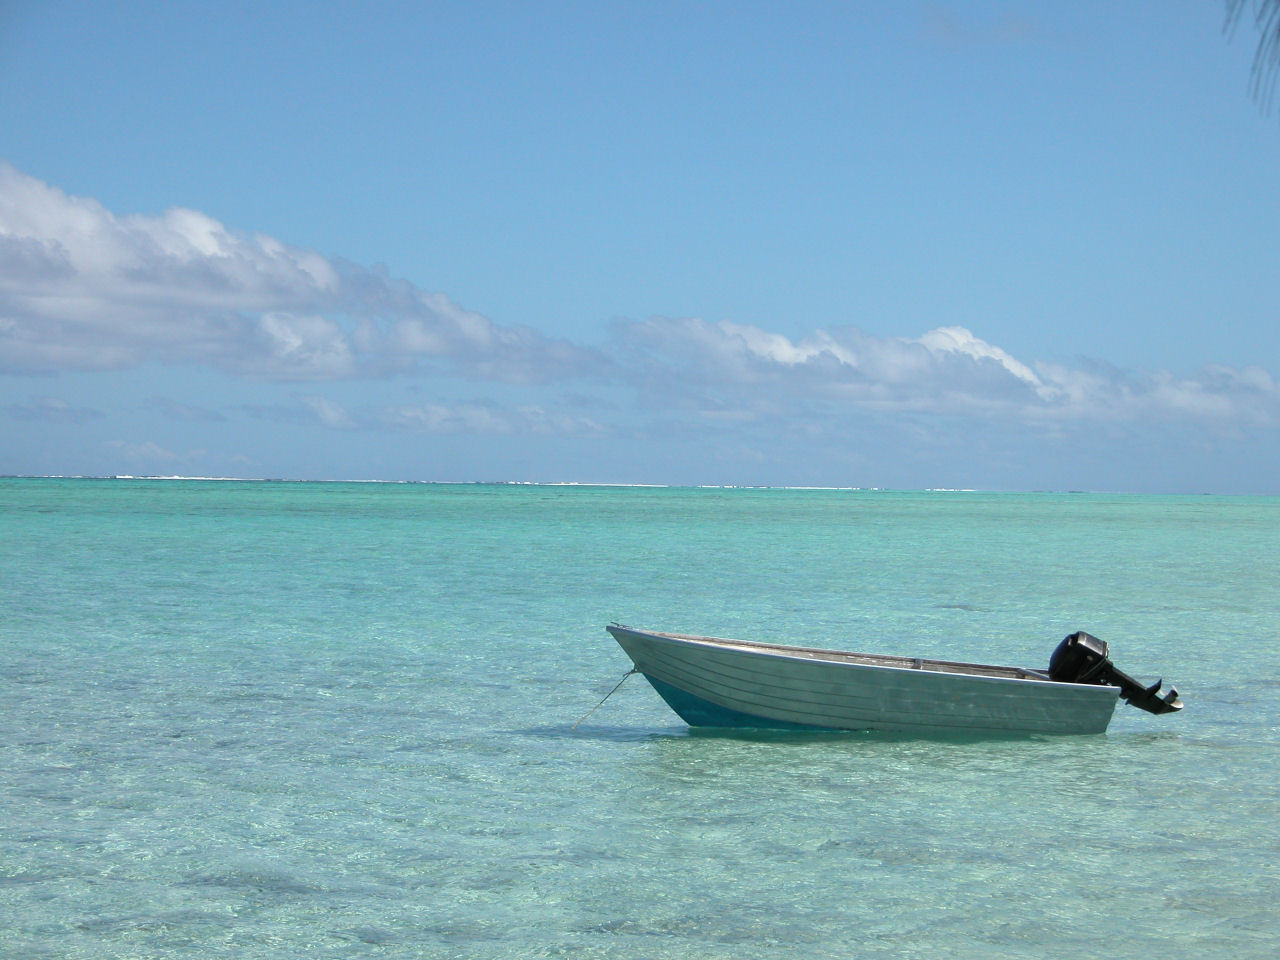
xmin=144 ymin=397 xmax=227 ymax=422
xmin=4 ymin=162 xmax=1276 ymax=456
xmin=608 ymin=316 xmax=1280 ymax=429
xmin=612 ymin=317 xmax=1041 ymax=409
xmin=239 ymin=398 xmax=340 ymax=427
xmin=380 ymin=402 xmax=516 ymax=435
xmin=0 ymin=163 xmax=598 ymax=382
xmin=231 ymin=391 xmax=601 ymax=437
xmin=1028 ymin=359 xmax=1280 ymax=427
xmin=5 ymin=396 xmax=104 ymax=423
xmin=380 ymin=401 xmax=605 ymax=436
xmin=104 ymin=439 xmax=203 ymax=465
xmin=915 ymin=325 xmax=1045 ymax=392
xmin=248 ymin=313 xmax=356 ymax=379
xmin=299 ymin=394 xmax=357 ymax=430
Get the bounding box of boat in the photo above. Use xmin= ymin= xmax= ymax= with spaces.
xmin=606 ymin=625 xmax=1182 ymax=735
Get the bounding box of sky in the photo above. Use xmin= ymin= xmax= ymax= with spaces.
xmin=1 ymin=0 xmax=1278 ymax=492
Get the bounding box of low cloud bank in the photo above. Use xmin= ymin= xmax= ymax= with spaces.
xmin=613 ymin=316 xmax=1278 ymax=427
xmin=0 ymin=164 xmax=593 ymax=383
xmin=2 ymin=163 xmax=1276 ymax=436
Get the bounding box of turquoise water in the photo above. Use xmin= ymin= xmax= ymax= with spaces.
xmin=2 ymin=478 xmax=1278 ymax=959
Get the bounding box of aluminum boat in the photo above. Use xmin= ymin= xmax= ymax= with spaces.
xmin=607 ymin=625 xmax=1182 ymax=735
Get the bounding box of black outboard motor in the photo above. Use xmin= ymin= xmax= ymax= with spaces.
xmin=1049 ymin=631 xmax=1183 ymax=715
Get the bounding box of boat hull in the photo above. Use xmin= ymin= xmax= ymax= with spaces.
xmin=608 ymin=626 xmax=1120 ymax=735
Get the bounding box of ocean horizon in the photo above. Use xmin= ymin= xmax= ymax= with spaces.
xmin=6 ymin=473 xmax=1264 ymax=497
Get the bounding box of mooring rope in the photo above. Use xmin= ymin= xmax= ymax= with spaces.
xmin=572 ymin=668 xmax=639 ymax=730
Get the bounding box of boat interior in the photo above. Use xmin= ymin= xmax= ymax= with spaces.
xmin=647 ymin=630 xmax=1053 ymax=682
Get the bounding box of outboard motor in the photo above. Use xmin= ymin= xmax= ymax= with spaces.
xmin=1049 ymin=631 xmax=1183 ymax=715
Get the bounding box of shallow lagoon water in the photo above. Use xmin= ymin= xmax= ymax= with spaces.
xmin=2 ymin=479 xmax=1278 ymax=958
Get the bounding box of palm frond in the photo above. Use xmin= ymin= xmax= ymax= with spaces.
xmin=1226 ymin=0 xmax=1280 ymax=111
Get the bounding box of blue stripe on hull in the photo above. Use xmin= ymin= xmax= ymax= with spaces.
xmin=643 ymin=674 xmax=843 ymax=731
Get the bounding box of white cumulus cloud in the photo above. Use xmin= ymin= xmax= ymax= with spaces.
xmin=915 ymin=325 xmax=1045 ymax=391
xmin=5 ymin=162 xmax=1277 ymax=458
xmin=299 ymin=394 xmax=357 ymax=430
xmin=608 ymin=315 xmax=1280 ymax=428
xmin=0 ymin=163 xmax=596 ymax=382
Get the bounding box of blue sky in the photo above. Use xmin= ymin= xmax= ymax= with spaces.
xmin=2 ymin=0 xmax=1278 ymax=491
